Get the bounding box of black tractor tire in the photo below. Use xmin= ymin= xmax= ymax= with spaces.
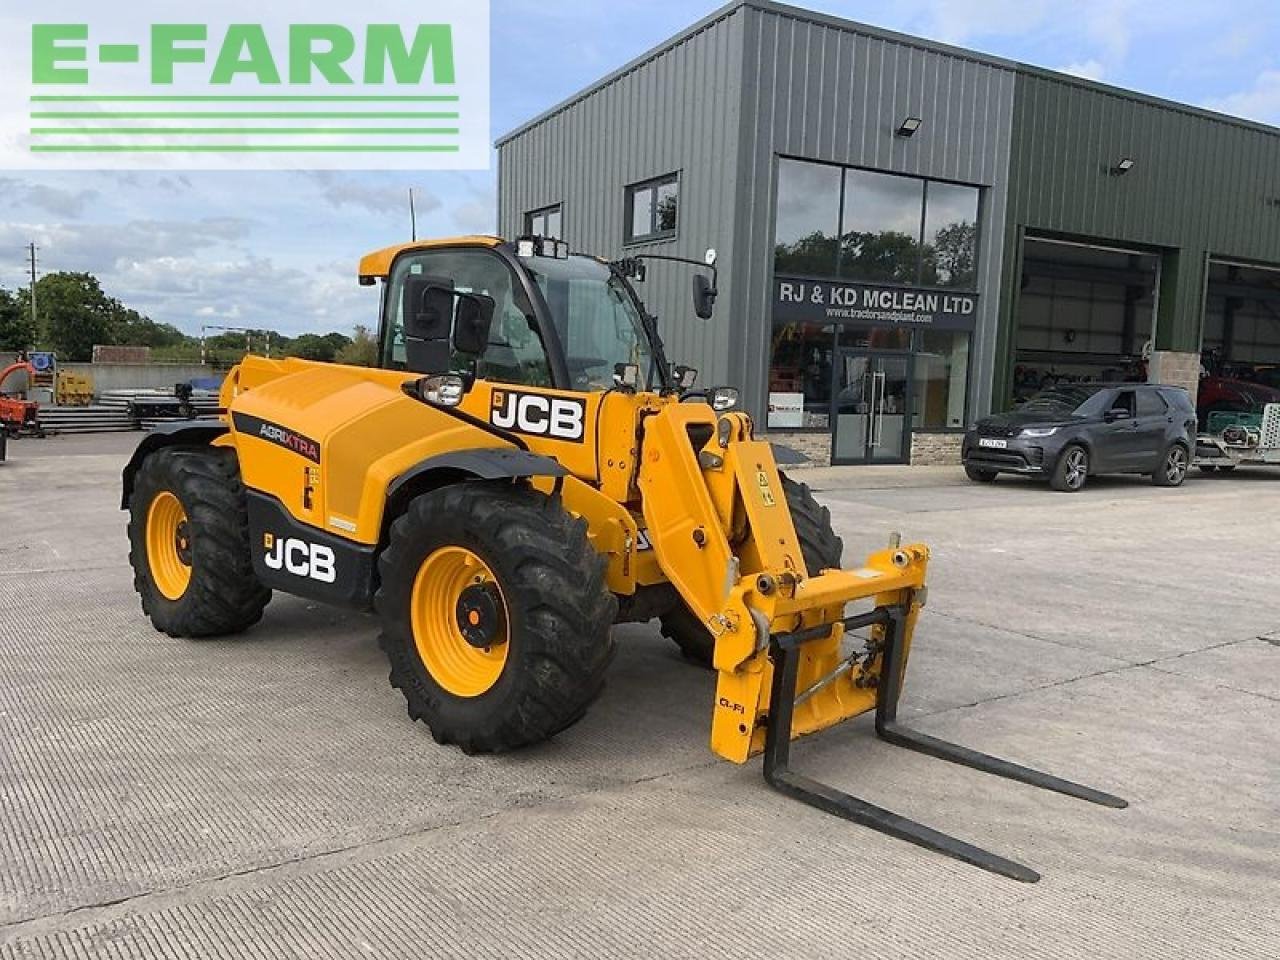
xmin=1152 ymin=442 xmax=1190 ymax=487
xmin=1050 ymin=444 xmax=1090 ymax=493
xmin=376 ymin=483 xmax=617 ymax=754
xmin=127 ymin=446 xmax=271 ymax=638
xmin=965 ymin=465 xmax=998 ymax=483
xmin=660 ymin=473 xmax=844 ymax=668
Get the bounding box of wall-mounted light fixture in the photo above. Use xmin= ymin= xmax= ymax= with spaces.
xmin=1111 ymin=157 xmax=1136 ymax=176
xmin=896 ymin=116 xmax=922 ymax=138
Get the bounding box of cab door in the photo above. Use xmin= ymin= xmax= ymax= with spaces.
xmin=1093 ymin=389 xmax=1140 ymax=471
xmin=1135 ymin=389 xmax=1172 ymax=468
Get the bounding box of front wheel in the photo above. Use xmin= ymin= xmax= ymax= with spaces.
xmin=1153 ymin=443 xmax=1189 ymax=487
xmin=375 ymin=483 xmax=616 ymax=753
xmin=127 ymin=447 xmax=271 ymax=637
xmin=1050 ymin=445 xmax=1090 ymax=493
xmin=661 ymin=474 xmax=844 ymax=667
xmin=965 ymin=465 xmax=998 ymax=483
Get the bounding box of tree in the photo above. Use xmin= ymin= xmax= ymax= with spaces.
xmin=287 ymin=331 xmax=352 ymax=362
xmin=921 ymin=221 xmax=977 ymax=289
xmin=335 ymin=325 xmax=378 ymax=366
xmin=38 ymin=273 xmax=117 ymax=361
xmin=0 ymin=287 xmax=36 ymax=351
xmin=838 ymin=230 xmax=922 ymax=285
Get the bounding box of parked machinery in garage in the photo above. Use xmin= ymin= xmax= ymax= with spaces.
xmin=121 ymin=235 xmax=1125 ymax=882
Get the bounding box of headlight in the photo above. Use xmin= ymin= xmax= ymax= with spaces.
xmin=1020 ymin=426 xmax=1059 ymax=438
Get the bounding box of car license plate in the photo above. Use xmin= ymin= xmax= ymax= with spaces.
xmin=978 ymin=438 xmax=1008 ymax=449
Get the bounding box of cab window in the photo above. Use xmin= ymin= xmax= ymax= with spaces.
xmin=381 ymin=248 xmax=552 ymax=387
xmin=1110 ymin=390 xmax=1137 ymax=417
xmin=1136 ymin=390 xmax=1167 ymax=417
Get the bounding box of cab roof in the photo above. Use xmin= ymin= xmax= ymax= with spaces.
xmin=357 ymin=235 xmax=504 ymax=284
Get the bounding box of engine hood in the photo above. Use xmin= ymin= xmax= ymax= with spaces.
xmin=975 ymin=410 xmax=1076 ymax=430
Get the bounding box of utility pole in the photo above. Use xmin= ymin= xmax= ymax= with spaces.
xmin=27 ymin=242 xmax=38 ymax=333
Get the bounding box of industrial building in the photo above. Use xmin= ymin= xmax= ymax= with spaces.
xmin=496 ymin=0 xmax=1280 ymax=464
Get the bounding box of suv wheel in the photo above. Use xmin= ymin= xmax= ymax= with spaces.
xmin=964 ymin=465 xmax=998 ymax=483
xmin=1153 ymin=443 xmax=1189 ymax=487
xmin=1050 ymin=445 xmax=1089 ymax=493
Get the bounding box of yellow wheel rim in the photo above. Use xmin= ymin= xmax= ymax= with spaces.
xmin=411 ymin=546 xmax=510 ymax=698
xmin=146 ymin=491 xmax=192 ymax=601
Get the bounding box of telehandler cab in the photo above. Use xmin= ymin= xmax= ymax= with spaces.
xmin=124 ymin=235 xmax=1124 ymax=882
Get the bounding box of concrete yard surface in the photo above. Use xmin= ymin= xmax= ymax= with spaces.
xmin=1 ymin=433 xmax=1278 ymax=958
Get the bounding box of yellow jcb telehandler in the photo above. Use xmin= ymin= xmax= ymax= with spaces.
xmin=123 ymin=235 xmax=1124 ymax=882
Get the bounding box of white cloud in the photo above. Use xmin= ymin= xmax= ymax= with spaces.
xmin=1203 ymin=69 xmax=1280 ymax=125
xmin=0 ymin=178 xmax=99 ymax=218
xmin=1056 ymin=60 xmax=1108 ymax=82
xmin=451 ymin=198 xmax=496 ymax=234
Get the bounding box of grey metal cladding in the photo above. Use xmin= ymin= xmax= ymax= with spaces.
xmin=496 ymin=5 xmax=748 ymax=387
xmin=732 ymin=2 xmax=1016 ymax=420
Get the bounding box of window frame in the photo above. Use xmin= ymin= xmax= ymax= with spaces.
xmin=624 ymin=172 xmax=680 ymax=245
xmin=772 ymin=155 xmax=983 ymax=292
xmin=377 ymin=244 xmax=572 ymax=389
xmin=524 ymin=203 xmax=563 ymax=240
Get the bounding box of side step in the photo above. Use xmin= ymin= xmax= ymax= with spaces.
xmin=763 ymin=606 xmax=1127 ymax=883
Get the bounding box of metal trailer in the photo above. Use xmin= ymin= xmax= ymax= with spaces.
xmin=1194 ymin=403 xmax=1280 ymax=471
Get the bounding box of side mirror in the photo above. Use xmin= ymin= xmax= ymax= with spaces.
xmin=403 ymin=280 xmax=494 ymax=372
xmin=452 ymin=292 xmax=495 ymax=356
xmin=693 ymin=273 xmax=717 ymax=320
xmin=404 ymin=281 xmax=455 ymax=373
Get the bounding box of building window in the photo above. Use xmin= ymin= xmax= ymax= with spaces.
xmin=774 ymin=158 xmax=842 ymax=276
xmin=912 ymin=330 xmax=970 ymax=430
xmin=625 ymin=174 xmax=678 ymax=243
xmin=525 ymin=204 xmax=562 ymax=239
xmin=772 ymin=159 xmax=982 ymax=291
xmin=838 ymin=169 xmax=926 ymax=285
xmin=768 ymin=321 xmax=834 ymax=429
xmin=921 ymin=183 xmax=979 ymax=289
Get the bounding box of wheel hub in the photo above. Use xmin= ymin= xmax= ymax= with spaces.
xmin=175 ymin=520 xmax=192 ymax=565
xmin=456 ymin=582 xmax=506 ymax=649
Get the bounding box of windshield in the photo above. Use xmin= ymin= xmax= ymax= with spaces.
xmin=1017 ymin=384 xmax=1107 ymax=415
xmin=523 ymin=256 xmax=659 ymax=391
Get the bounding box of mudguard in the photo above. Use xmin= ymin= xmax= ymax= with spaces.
xmin=386 ymin=447 xmax=567 ymax=502
xmin=121 ymin=420 xmax=228 ymax=509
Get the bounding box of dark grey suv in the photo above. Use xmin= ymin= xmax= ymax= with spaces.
xmin=962 ymin=384 xmax=1197 ymax=492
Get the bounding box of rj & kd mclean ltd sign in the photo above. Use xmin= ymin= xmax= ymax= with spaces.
xmin=774 ymin=277 xmax=978 ymax=331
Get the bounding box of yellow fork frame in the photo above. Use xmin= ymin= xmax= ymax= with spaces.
xmin=637 ymin=403 xmax=929 ymax=763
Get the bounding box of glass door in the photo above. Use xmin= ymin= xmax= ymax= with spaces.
xmin=831 ymin=351 xmax=912 ymax=464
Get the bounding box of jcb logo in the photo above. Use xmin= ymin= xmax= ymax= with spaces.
xmin=490 ymin=389 xmax=586 ymax=442
xmin=263 ymin=533 xmax=336 ymax=584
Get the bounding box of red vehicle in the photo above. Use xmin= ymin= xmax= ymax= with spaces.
xmin=0 ymin=360 xmax=43 ymax=440
xmin=1196 ymin=374 xmax=1280 ymax=427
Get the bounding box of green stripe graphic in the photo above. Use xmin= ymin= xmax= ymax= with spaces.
xmin=30 ymin=144 xmax=462 ymax=153
xmin=31 ymin=95 xmax=460 ymax=102
xmin=31 ymin=128 xmax=460 ymax=136
xmin=32 ymin=111 xmax=459 ymax=119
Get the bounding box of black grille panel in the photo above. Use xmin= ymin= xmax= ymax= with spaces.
xmin=975 ymin=422 xmax=1018 ymax=438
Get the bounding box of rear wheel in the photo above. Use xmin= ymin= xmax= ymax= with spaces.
xmin=964 ymin=465 xmax=998 ymax=483
xmin=1050 ymin=445 xmax=1089 ymax=493
xmin=661 ymin=474 xmax=843 ymax=667
xmin=376 ymin=483 xmax=616 ymax=753
xmin=1153 ymin=443 xmax=1189 ymax=487
xmin=127 ymin=446 xmax=271 ymax=638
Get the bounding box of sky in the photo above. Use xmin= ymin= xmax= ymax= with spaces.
xmin=1 ymin=0 xmax=1277 ymax=337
